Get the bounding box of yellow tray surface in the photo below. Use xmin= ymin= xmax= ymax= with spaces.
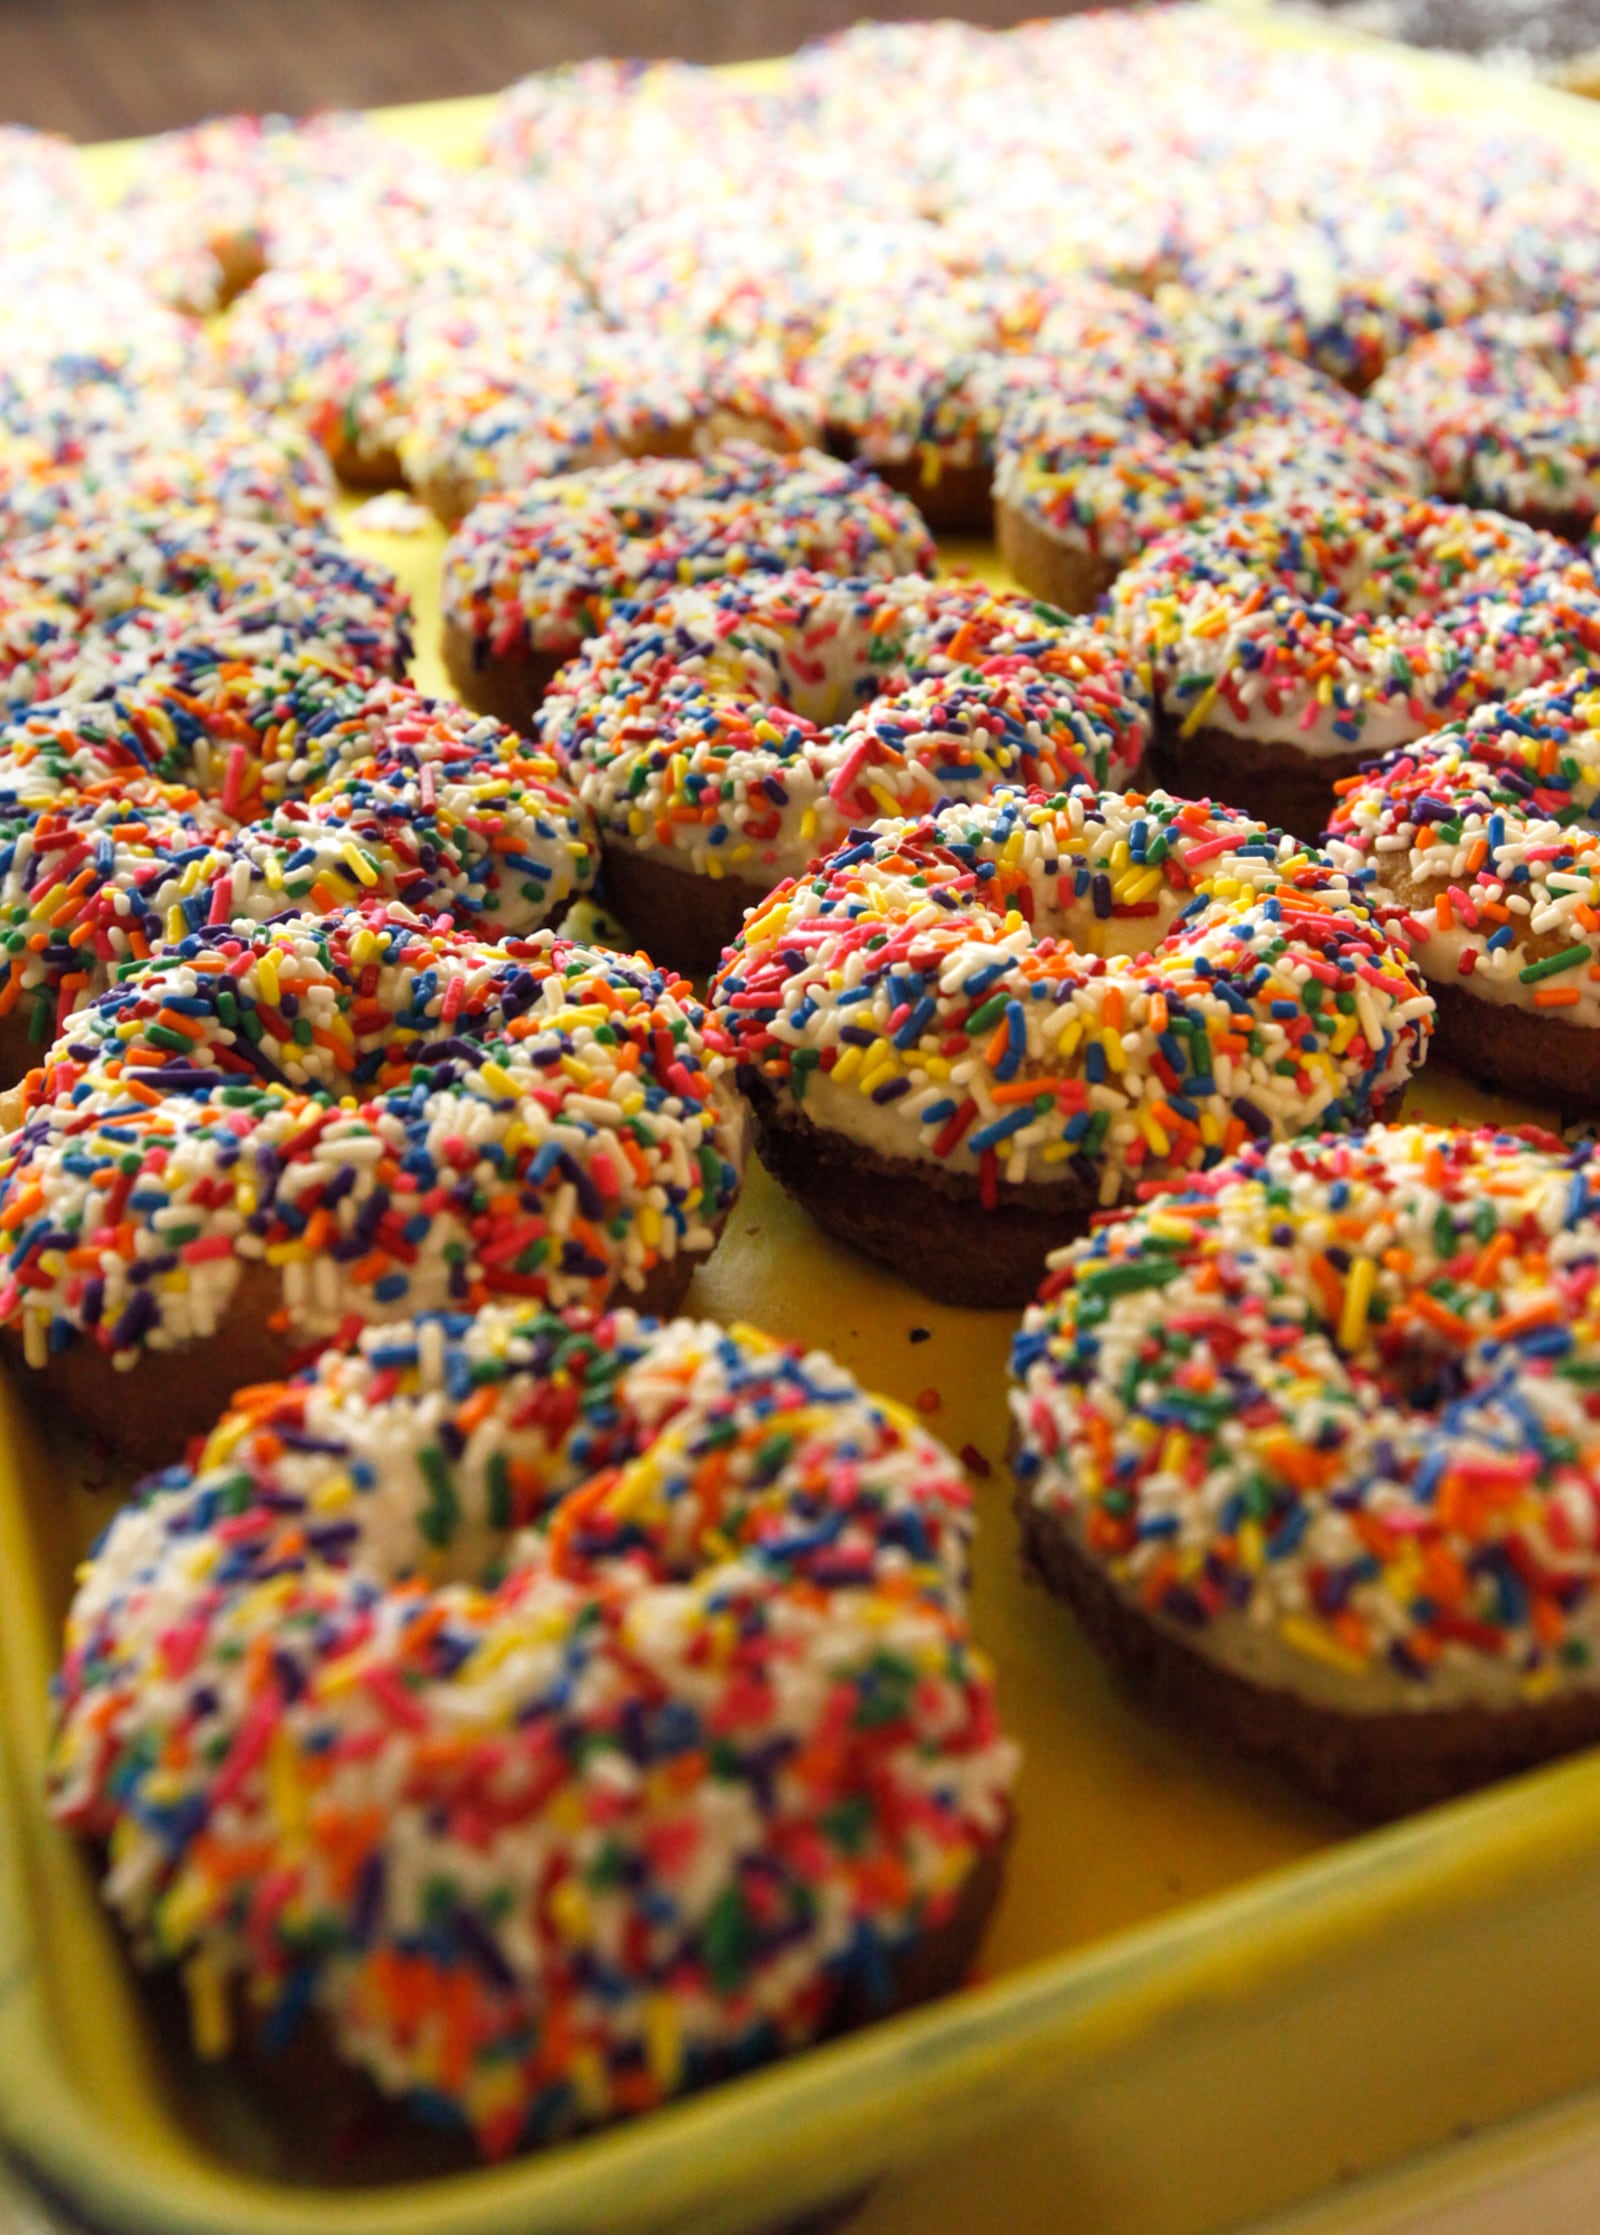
xmin=9 ymin=21 xmax=1600 ymax=2235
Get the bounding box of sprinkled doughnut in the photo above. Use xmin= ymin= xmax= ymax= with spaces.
xmin=542 ymin=570 xmax=1153 ymax=975
xmin=1368 ymin=312 xmax=1600 ymax=541
xmin=797 ymin=274 xmax=1081 ymax=535
xmin=1 ymin=908 xmax=741 ymax=1461
xmin=709 ymin=784 xmax=1432 ymax=1307
xmin=440 ymin=446 xmax=935 ymax=734
xmin=1111 ymin=493 xmax=1600 ymax=844
xmin=221 ymin=243 xmax=588 ymax=491
xmin=47 ymin=1300 xmax=1013 ymax=2153
xmin=1326 ymin=670 xmax=1600 ymax=1106
xmin=995 ymin=346 xmax=1423 ymax=617
xmin=0 ymin=508 xmax=412 ymax=715
xmin=116 ymin=111 xmax=451 ymax=314
xmin=398 ymin=306 xmax=818 ymax=529
xmin=0 ymin=644 xmax=595 ymax=1081
xmin=1011 ymin=1121 xmax=1600 ymax=1817
xmin=0 ymin=373 xmax=335 ymax=545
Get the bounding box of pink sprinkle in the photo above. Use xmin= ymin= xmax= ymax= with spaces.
xmin=221 ymin=743 xmax=249 ymax=818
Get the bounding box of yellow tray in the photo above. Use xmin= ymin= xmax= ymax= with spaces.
xmin=11 ymin=26 xmax=1600 ymax=2235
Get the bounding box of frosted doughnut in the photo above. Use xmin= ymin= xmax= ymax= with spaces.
xmin=542 ymin=570 xmax=1155 ymax=974
xmin=0 ymin=377 xmax=335 ymax=547
xmin=439 ymin=446 xmax=935 ymax=732
xmin=0 ymin=909 xmax=741 ymax=1460
xmin=1369 ymin=312 xmax=1600 ymax=541
xmin=994 ymin=346 xmax=1422 ymax=617
xmin=1326 ymin=669 xmax=1600 ymax=1105
xmin=1111 ymin=493 xmax=1600 ymax=843
xmin=1011 ymin=1122 xmax=1600 ymax=1817
xmin=398 ymin=306 xmax=818 ymax=528
xmin=0 ymin=508 xmax=411 ymax=716
xmin=709 ymin=783 xmax=1432 ymax=1305
xmin=47 ymin=1300 xmax=1013 ymax=2153
xmin=0 ymin=644 xmax=595 ymax=1079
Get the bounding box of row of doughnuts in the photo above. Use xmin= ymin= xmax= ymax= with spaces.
xmin=12 ymin=12 xmax=1600 ymax=2176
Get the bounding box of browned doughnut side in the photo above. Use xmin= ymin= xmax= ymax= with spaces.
xmin=742 ymin=1067 xmax=1101 ymax=1308
xmin=1016 ymin=1483 xmax=1600 ymax=1820
xmin=440 ymin=617 xmax=568 ymax=734
xmin=0 ymin=1003 xmax=58 ymax=1094
xmin=1423 ymin=976 xmax=1600 ymax=1111
xmin=5 ymin=1237 xmax=719 ymax=1475
xmin=994 ymin=498 xmax=1118 ymax=613
xmin=602 ymin=841 xmax=776 ymax=981
xmin=210 ymin=235 xmax=268 ymax=309
xmin=323 ymin=431 xmax=406 ymax=493
xmin=418 ymin=464 xmax=485 ymax=530
xmin=1492 ymin=503 xmax=1593 ymax=545
xmin=871 ymin=456 xmax=994 ymax=536
xmin=1149 ymin=722 xmax=1372 ymax=844
xmin=5 ymin=1258 xmax=298 ymax=1471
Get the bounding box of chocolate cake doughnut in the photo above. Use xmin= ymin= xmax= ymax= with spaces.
xmin=440 ymin=447 xmax=933 ymax=734
xmin=995 ymin=345 xmax=1421 ymax=614
xmin=48 ymin=1301 xmax=1014 ymax=2152
xmin=542 ymin=570 xmax=1154 ymax=976
xmin=1112 ymin=493 xmax=1600 ymax=842
xmin=0 ymin=643 xmax=594 ymax=1082
xmin=0 ymin=906 xmax=742 ymax=1462
xmin=1326 ymin=670 xmax=1600 ymax=1106
xmin=711 ymin=784 xmax=1433 ymax=1306
xmin=1012 ymin=1122 xmax=1600 ymax=1818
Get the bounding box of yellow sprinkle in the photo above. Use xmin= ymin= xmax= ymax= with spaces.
xmin=480 ymin=1061 xmax=519 ymax=1099
xmin=549 ymin=1877 xmax=592 ymax=1945
xmin=182 ymin=1949 xmax=232 ymax=2062
xmin=568 ymin=2047 xmax=609 ymax=2120
xmin=1280 ymin=1614 xmax=1368 ymax=1676
xmin=267 ymin=1726 xmax=308 ymax=1842
xmin=1337 ymin=1255 xmax=1377 ymax=1351
xmin=1179 ymin=681 xmax=1222 ymax=738
xmin=160 ymin=1866 xmax=213 ymax=1952
xmin=341 ymin=841 xmax=378 ymax=888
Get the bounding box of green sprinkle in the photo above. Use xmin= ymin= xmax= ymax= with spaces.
xmin=1519 ymin=943 xmax=1591 ymax=984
